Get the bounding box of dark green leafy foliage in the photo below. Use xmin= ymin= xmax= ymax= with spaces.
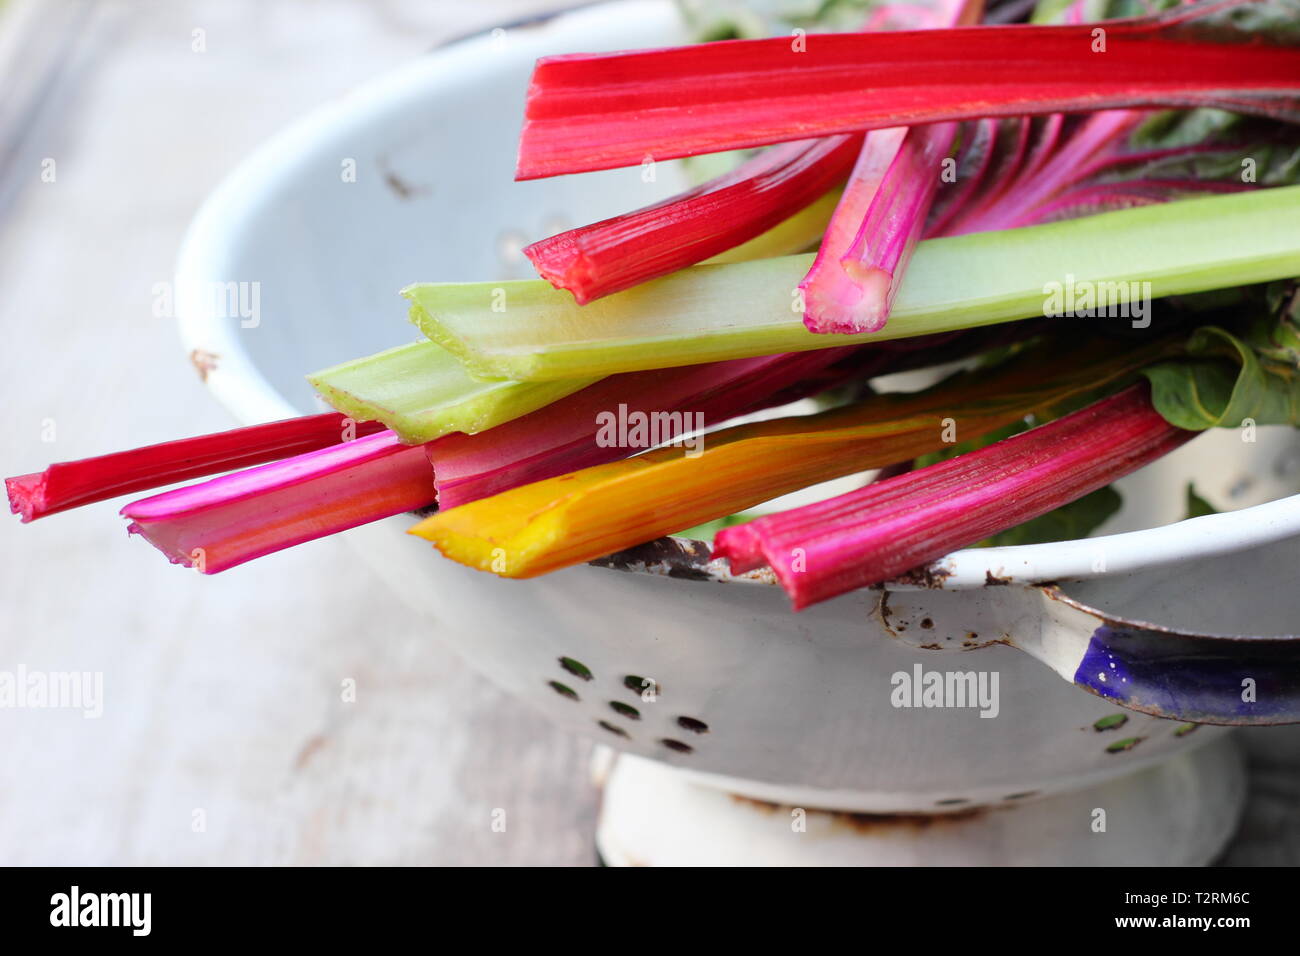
xmin=1142 ymin=285 xmax=1300 ymax=429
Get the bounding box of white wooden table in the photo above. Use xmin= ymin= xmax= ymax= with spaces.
xmin=0 ymin=0 xmax=1295 ymax=866
xmin=0 ymin=0 xmax=597 ymax=867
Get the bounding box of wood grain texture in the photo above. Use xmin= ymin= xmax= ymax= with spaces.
xmin=0 ymin=0 xmax=1295 ymax=867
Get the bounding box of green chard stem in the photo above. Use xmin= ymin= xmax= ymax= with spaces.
xmin=307 ymin=339 xmax=597 ymax=444
xmin=404 ymin=186 xmax=1300 ymax=382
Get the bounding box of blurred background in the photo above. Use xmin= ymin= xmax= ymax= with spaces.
xmin=0 ymin=0 xmax=1296 ymax=866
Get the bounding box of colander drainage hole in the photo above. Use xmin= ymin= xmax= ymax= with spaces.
xmin=597 ymin=720 xmax=629 ymax=738
xmin=548 ymin=681 xmax=579 ymax=701
xmin=676 ymin=716 xmax=709 ymax=734
xmin=659 ymin=739 xmax=694 ymax=754
xmin=623 ymin=674 xmax=653 ymax=695
xmin=609 ymin=701 xmax=640 ymax=720
xmin=1105 ymin=736 xmax=1143 ymax=754
xmin=559 ymin=656 xmax=594 ymax=681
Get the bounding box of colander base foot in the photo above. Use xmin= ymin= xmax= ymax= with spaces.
xmin=595 ymin=735 xmax=1244 ymax=866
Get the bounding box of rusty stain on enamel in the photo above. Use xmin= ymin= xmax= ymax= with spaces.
xmin=189 ymin=348 xmax=220 ymax=382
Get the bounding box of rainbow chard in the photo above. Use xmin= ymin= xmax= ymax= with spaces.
xmin=64 ymin=345 xmax=875 ymax=564
xmin=9 ymin=0 xmax=1300 ymax=601
xmin=934 ymin=111 xmax=1146 ymax=234
xmin=923 ymin=117 xmax=1002 ymax=237
xmin=122 ymin=431 xmax=435 ymax=574
xmin=515 ymin=1 xmax=1300 ymax=179
xmin=520 ymin=1 xmax=944 ymax=305
xmin=427 ymin=327 xmax=1016 ymax=508
xmin=714 ymin=283 xmax=1300 ymax=606
xmin=6 ymin=412 xmax=383 ymax=522
xmin=427 ymin=346 xmax=858 ymax=508
xmin=713 ymin=385 xmax=1194 ymax=609
xmin=409 ymin=337 xmax=1166 ymax=578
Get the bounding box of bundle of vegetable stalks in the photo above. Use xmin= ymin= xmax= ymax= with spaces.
xmin=9 ymin=0 xmax=1300 ymax=610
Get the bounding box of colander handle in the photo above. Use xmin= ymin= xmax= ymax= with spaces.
xmin=1067 ymin=622 xmax=1300 ymax=726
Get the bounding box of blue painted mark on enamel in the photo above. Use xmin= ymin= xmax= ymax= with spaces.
xmin=1074 ymin=625 xmax=1300 ymax=724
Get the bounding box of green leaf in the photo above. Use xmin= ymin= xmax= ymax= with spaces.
xmin=1124 ymin=109 xmax=1300 ymax=189
xmin=680 ymin=0 xmax=879 ymax=40
xmin=1141 ymin=323 xmax=1300 ymax=430
xmin=1185 ymin=482 xmax=1219 ymax=519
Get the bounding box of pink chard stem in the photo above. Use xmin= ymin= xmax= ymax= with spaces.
xmin=948 ymin=109 xmax=1146 ymax=234
xmin=515 ymin=1 xmax=1300 ymax=179
xmin=799 ymin=128 xmax=909 ymax=333
xmin=923 ymin=117 xmax=1000 ymax=237
xmin=838 ymin=120 xmax=960 ymax=331
xmin=7 ymin=412 xmax=383 ymax=522
xmin=122 ymin=430 xmax=435 ymax=574
xmin=713 ymin=385 xmax=1195 ymax=610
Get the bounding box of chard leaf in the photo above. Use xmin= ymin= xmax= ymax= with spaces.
xmin=1123 ymin=109 xmax=1300 ymax=188
xmin=1258 ymin=281 xmax=1300 ymax=364
xmin=1194 ymin=0 xmax=1300 ymax=40
xmin=1129 ymin=106 xmax=1244 ymax=150
xmin=1141 ymin=321 xmax=1300 ymax=429
xmin=1096 ymin=0 xmax=1300 ymax=39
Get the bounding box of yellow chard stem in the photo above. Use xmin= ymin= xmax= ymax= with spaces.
xmin=409 ymin=336 xmax=1172 ymax=578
